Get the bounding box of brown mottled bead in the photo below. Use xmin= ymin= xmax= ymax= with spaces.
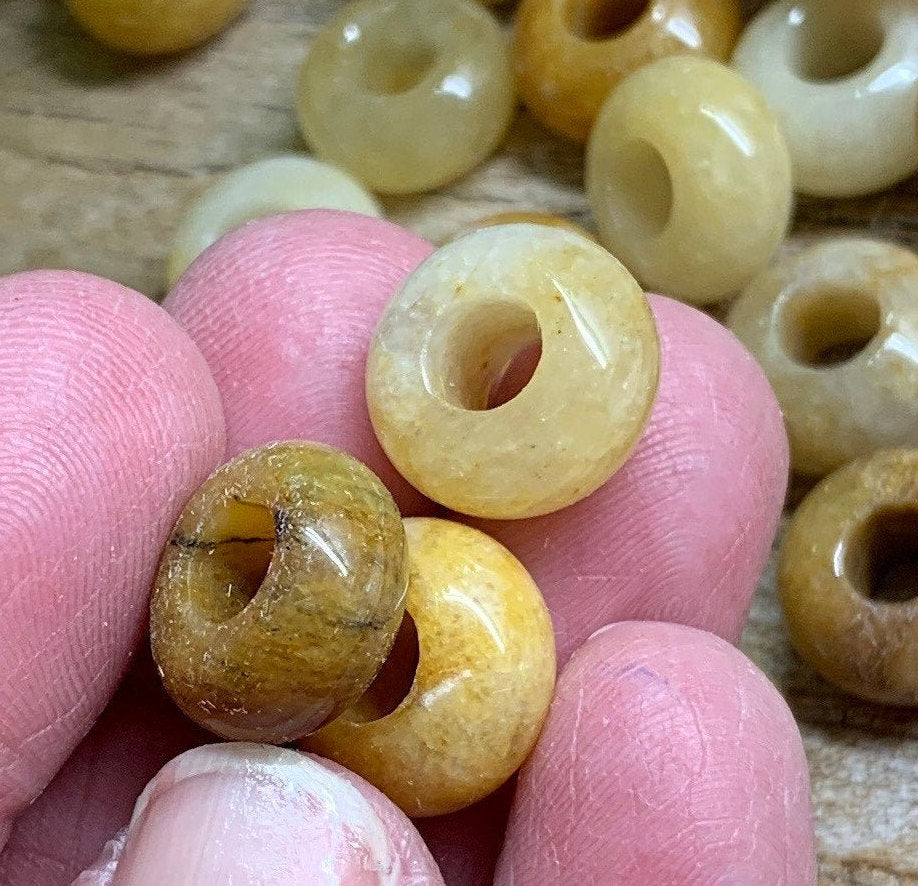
xmin=779 ymin=449 xmax=918 ymax=706
xmin=302 ymin=517 xmax=556 ymax=816
xmin=512 ymin=0 xmax=742 ymax=142
xmin=150 ymin=442 xmax=407 ymax=744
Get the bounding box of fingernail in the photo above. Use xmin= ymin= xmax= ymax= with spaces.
xmin=85 ymin=743 xmax=401 ymax=886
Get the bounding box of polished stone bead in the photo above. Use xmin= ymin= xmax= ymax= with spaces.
xmin=727 ymin=239 xmax=918 ymax=478
xmin=150 ymin=442 xmax=407 ymax=744
xmin=586 ymin=55 xmax=793 ymax=305
xmin=296 ymin=0 xmax=515 ymax=195
xmin=449 ymin=210 xmax=596 ymax=243
xmin=166 ymin=156 xmax=381 ymax=288
xmin=365 ymin=224 xmax=660 ymax=519
xmin=780 ymin=449 xmax=918 ymax=706
xmin=65 ymin=0 xmax=249 ymax=54
xmin=302 ymin=517 xmax=556 ymax=816
xmin=733 ymin=0 xmax=918 ymax=198
xmin=513 ymin=0 xmax=741 ymax=142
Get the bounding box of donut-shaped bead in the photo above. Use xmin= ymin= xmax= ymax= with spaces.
xmin=779 ymin=449 xmax=918 ymax=706
xmin=65 ymin=0 xmax=249 ymax=54
xmin=450 ymin=211 xmax=595 ymax=243
xmin=296 ymin=0 xmax=514 ymax=195
xmin=302 ymin=517 xmax=556 ymax=816
xmin=513 ymin=0 xmax=741 ymax=142
xmin=727 ymin=239 xmax=918 ymax=479
xmin=586 ymin=55 xmax=793 ymax=305
xmin=365 ymin=224 xmax=660 ymax=519
xmin=150 ymin=442 xmax=407 ymax=744
xmin=166 ymin=157 xmax=381 ymax=288
xmin=733 ymin=0 xmax=918 ymax=198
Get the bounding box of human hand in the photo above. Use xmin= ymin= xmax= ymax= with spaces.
xmin=0 ymin=212 xmax=815 ymax=885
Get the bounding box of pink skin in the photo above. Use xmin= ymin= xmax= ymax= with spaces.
xmin=497 ymin=621 xmax=816 ymax=885
xmin=163 ymin=209 xmax=435 ymax=516
xmin=471 ymin=294 xmax=790 ymax=667
xmin=0 ymin=271 xmax=225 ymax=851
xmin=0 ymin=217 xmax=804 ymax=883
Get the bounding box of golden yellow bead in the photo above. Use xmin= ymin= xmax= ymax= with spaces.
xmin=513 ymin=0 xmax=741 ymax=142
xmin=296 ymin=0 xmax=515 ymax=195
xmin=150 ymin=442 xmax=407 ymax=744
xmin=586 ymin=55 xmax=793 ymax=305
xmin=365 ymin=224 xmax=660 ymax=519
xmin=780 ymin=449 xmax=918 ymax=706
xmin=303 ymin=517 xmax=556 ymax=816
xmin=65 ymin=0 xmax=249 ymax=55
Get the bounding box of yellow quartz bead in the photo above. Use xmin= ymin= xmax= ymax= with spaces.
xmin=365 ymin=224 xmax=660 ymax=519
xmin=295 ymin=0 xmax=515 ymax=195
xmin=150 ymin=442 xmax=407 ymax=744
xmin=65 ymin=0 xmax=249 ymax=55
xmin=166 ymin=156 xmax=381 ymax=288
xmin=513 ymin=0 xmax=742 ymax=142
xmin=586 ymin=55 xmax=793 ymax=305
xmin=780 ymin=449 xmax=918 ymax=705
xmin=302 ymin=517 xmax=556 ymax=817
xmin=733 ymin=0 xmax=918 ymax=198
xmin=449 ymin=211 xmax=596 ymax=243
xmin=727 ymin=239 xmax=918 ymax=479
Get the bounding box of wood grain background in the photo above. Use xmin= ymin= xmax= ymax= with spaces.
xmin=2 ymin=1 xmax=918 ymax=883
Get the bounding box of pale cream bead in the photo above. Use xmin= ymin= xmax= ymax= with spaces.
xmin=727 ymin=239 xmax=918 ymax=479
xmin=733 ymin=0 xmax=918 ymax=198
xmin=296 ymin=0 xmax=515 ymax=195
xmin=166 ymin=156 xmax=381 ymax=288
xmin=303 ymin=517 xmax=556 ymax=816
xmin=366 ymin=224 xmax=660 ymax=519
xmin=586 ymin=55 xmax=793 ymax=305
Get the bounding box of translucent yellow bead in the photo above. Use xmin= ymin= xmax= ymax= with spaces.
xmin=296 ymin=0 xmax=515 ymax=195
xmin=166 ymin=156 xmax=381 ymax=288
xmin=733 ymin=0 xmax=918 ymax=198
xmin=727 ymin=239 xmax=918 ymax=479
xmin=365 ymin=224 xmax=660 ymax=519
xmin=586 ymin=55 xmax=793 ymax=305
xmin=449 ymin=211 xmax=596 ymax=243
xmin=65 ymin=0 xmax=249 ymax=55
xmin=302 ymin=517 xmax=556 ymax=816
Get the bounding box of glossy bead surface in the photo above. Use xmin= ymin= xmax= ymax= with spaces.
xmin=296 ymin=0 xmax=515 ymax=195
xmin=303 ymin=517 xmax=556 ymax=816
xmin=727 ymin=239 xmax=918 ymax=479
xmin=65 ymin=0 xmax=249 ymax=54
xmin=450 ymin=211 xmax=595 ymax=243
xmin=513 ymin=0 xmax=741 ymax=142
xmin=733 ymin=0 xmax=918 ymax=198
xmin=586 ymin=55 xmax=793 ymax=305
xmin=779 ymin=449 xmax=918 ymax=706
xmin=166 ymin=156 xmax=381 ymax=288
xmin=366 ymin=224 xmax=660 ymax=519
xmin=150 ymin=442 xmax=407 ymax=744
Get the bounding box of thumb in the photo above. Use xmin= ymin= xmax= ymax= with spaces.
xmin=74 ymin=744 xmax=443 ymax=886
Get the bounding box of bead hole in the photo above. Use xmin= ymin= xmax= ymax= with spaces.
xmin=790 ymin=8 xmax=884 ymax=82
xmin=360 ymin=38 xmax=438 ymax=95
xmin=782 ymin=286 xmax=880 ymax=367
xmin=425 ymin=301 xmax=542 ymax=411
xmin=849 ymin=507 xmax=918 ymax=605
xmin=565 ymin=0 xmax=651 ymax=41
xmin=188 ymin=500 xmax=277 ymax=623
xmin=346 ymin=613 xmax=420 ymax=722
xmin=601 ymin=139 xmax=673 ymax=239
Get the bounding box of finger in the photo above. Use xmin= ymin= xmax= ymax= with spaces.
xmin=74 ymin=744 xmax=444 ymax=885
xmin=471 ymin=294 xmax=789 ymax=664
xmin=0 ymin=271 xmax=225 ymax=847
xmin=163 ymin=209 xmax=435 ymax=515
xmin=0 ymin=652 xmax=210 ymax=884
xmin=498 ymin=621 xmax=816 ymax=885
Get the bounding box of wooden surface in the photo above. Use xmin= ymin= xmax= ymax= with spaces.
xmin=2 ymin=1 xmax=918 ymax=883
